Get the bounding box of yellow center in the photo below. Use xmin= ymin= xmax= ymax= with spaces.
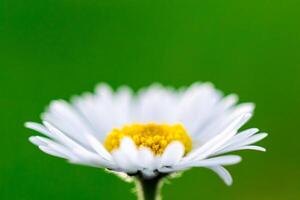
xmin=104 ymin=123 xmax=192 ymax=155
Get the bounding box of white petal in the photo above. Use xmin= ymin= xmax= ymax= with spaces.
xmin=72 ymin=93 xmax=110 ymax=140
xmin=188 ymin=94 xmax=238 ymax=137
xmin=72 ymin=84 xmax=133 ymax=140
xmin=182 ymin=113 xmax=251 ymax=164
xmin=236 ymin=133 xmax=268 ymax=147
xmin=112 ymin=150 xmax=137 ymax=174
xmin=25 ymin=122 xmax=53 ymax=138
xmin=215 ymin=133 xmax=267 ymax=155
xmin=159 ymin=141 xmax=184 ymax=168
xmin=208 ymin=166 xmax=233 ymax=186
xmin=119 ymin=137 xmax=139 ymax=166
xmin=43 ymin=121 xmax=87 ymax=150
xmin=42 ymin=100 xmax=96 ymax=146
xmin=29 ymin=136 xmax=49 ymax=146
xmin=137 ymin=147 xmax=155 ymax=169
xmin=190 ymin=155 xmax=242 ymax=167
xmin=43 ymin=122 xmax=114 ymax=168
xmin=217 ymin=94 xmax=238 ymax=111
xmin=71 ymin=147 xmax=114 ymax=168
xmin=217 ymin=145 xmax=266 ymax=154
xmin=134 ymin=84 xmax=178 ymax=123
xmin=225 ymin=128 xmax=259 ymax=146
xmin=196 ymin=103 xmax=254 ymax=142
xmin=111 ymin=137 xmax=139 ymax=173
xmin=30 ymin=136 xmax=78 ymax=160
xmin=213 ymin=128 xmax=259 ymax=153
xmin=162 ymin=155 xmax=240 ymax=176
xmin=84 ymin=134 xmax=113 ymax=161
xmin=39 ymin=146 xmax=68 ymax=159
xmin=175 ymin=83 xmax=221 ymax=134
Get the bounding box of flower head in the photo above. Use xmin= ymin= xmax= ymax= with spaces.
xmin=26 ymin=83 xmax=267 ymax=186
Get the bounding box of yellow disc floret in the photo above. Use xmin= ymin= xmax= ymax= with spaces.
xmin=104 ymin=123 xmax=192 ymax=155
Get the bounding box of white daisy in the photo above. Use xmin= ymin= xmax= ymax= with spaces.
xmin=25 ymin=83 xmax=267 ymax=189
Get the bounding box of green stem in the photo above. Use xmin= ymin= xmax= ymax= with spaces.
xmin=135 ymin=175 xmax=165 ymax=200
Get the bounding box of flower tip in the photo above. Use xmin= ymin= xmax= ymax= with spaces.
xmin=24 ymin=122 xmax=31 ymax=128
xmin=226 ymin=180 xmax=233 ymax=186
xmin=230 ymin=155 xmax=242 ymax=165
xmin=244 ymin=113 xmax=253 ymax=119
xmin=28 ymin=136 xmax=36 ymax=144
xmin=28 ymin=136 xmax=42 ymax=146
xmin=24 ymin=122 xmax=39 ymax=130
xmin=262 ymin=133 xmax=268 ymax=138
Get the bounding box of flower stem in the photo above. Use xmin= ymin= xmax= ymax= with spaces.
xmin=135 ymin=175 xmax=165 ymax=200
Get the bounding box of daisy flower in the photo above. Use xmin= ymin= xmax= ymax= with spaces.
xmin=25 ymin=83 xmax=267 ymax=200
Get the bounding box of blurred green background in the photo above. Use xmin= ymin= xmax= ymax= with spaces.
xmin=1 ymin=0 xmax=299 ymax=199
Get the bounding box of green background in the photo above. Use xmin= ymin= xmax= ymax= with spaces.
xmin=1 ymin=0 xmax=299 ymax=199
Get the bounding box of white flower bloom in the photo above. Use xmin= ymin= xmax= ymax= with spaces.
xmin=26 ymin=83 xmax=267 ymax=185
